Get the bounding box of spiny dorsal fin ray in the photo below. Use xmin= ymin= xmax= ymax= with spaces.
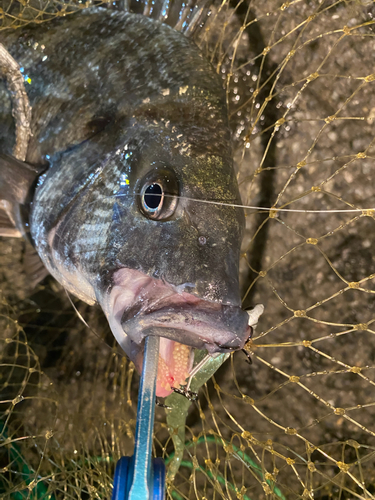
xmin=115 ymin=0 xmax=215 ymax=37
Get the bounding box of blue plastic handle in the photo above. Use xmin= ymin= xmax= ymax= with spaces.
xmin=112 ymin=457 xmax=165 ymax=500
xmin=112 ymin=456 xmax=131 ymax=500
xmin=112 ymin=335 xmax=166 ymax=500
xmin=152 ymin=458 xmax=166 ymax=500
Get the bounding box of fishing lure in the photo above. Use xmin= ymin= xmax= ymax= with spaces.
xmin=0 ymin=0 xmax=262 ymax=398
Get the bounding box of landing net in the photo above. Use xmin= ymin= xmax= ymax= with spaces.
xmin=1 ymin=1 xmax=375 ymax=498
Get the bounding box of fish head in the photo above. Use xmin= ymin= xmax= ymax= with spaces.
xmin=31 ymin=105 xmax=252 ymax=398
xmin=93 ymin=124 xmax=251 ymax=397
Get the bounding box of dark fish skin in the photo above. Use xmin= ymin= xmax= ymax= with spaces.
xmin=0 ymin=8 xmax=251 ymax=396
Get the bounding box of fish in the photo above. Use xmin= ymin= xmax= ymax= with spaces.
xmin=0 ymin=0 xmax=260 ymax=398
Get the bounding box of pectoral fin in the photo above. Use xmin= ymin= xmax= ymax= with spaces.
xmin=23 ymin=243 xmax=49 ymax=286
xmin=0 ymin=153 xmax=45 ymax=204
xmin=0 ymin=201 xmax=21 ymax=237
xmin=0 ymin=154 xmax=49 ymax=285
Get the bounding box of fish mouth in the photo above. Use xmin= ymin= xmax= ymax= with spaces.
xmin=121 ymin=298 xmax=249 ymax=351
xmin=101 ymin=268 xmax=250 ymax=397
xmin=122 ymin=300 xmax=250 ymax=397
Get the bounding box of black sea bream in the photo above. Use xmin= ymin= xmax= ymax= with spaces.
xmin=0 ymin=2 xmax=253 ymax=397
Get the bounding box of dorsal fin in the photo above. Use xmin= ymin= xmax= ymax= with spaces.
xmin=115 ymin=0 xmax=214 ymax=37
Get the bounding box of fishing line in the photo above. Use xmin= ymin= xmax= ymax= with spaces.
xmin=112 ymin=192 xmax=372 ymax=214
xmin=64 ymin=288 xmax=124 ymax=357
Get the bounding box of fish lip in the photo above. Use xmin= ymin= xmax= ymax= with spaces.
xmin=120 ymin=296 xmax=222 ymax=325
xmin=100 ymin=267 xmax=250 ymax=357
xmin=121 ymin=300 xmax=251 ymax=353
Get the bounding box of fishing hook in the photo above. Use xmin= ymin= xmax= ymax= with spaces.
xmin=242 ymin=349 xmax=252 ymax=365
xmin=171 ymin=386 xmax=198 ymax=402
xmin=155 ymin=398 xmax=171 ymax=409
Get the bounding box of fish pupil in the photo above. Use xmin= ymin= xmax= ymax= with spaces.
xmin=144 ymin=183 xmax=162 ymax=210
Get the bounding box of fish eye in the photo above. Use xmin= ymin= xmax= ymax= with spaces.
xmin=138 ymin=168 xmax=179 ymax=220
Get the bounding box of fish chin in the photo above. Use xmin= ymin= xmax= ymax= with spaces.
xmin=100 ymin=268 xmax=250 ymax=397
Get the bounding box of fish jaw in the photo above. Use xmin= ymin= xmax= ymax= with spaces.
xmin=100 ymin=267 xmax=251 ymax=397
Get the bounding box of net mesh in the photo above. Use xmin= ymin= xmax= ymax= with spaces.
xmin=1 ymin=0 xmax=375 ymax=498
